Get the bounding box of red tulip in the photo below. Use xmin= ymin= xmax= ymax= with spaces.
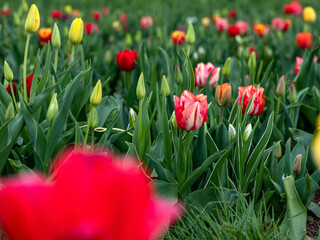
xmin=296 ymin=32 xmax=313 ymax=49
xmin=51 ymin=10 xmax=62 ymax=19
xmin=171 ymin=31 xmax=186 ymax=45
xmin=0 ymin=149 xmax=181 ymax=240
xmin=295 ymin=56 xmax=318 ymax=75
xmin=237 ymin=85 xmax=265 ymax=115
xmin=0 ymin=8 xmax=11 ymax=17
xmin=249 ymin=46 xmax=258 ymax=59
xmin=227 ymin=25 xmax=240 ymax=38
xmin=140 ymin=16 xmax=154 ymax=30
xmin=22 ymin=74 xmax=34 ymax=98
xmin=235 ymin=21 xmax=248 ymax=35
xmin=120 ymin=13 xmax=127 ymax=24
xmin=85 ymin=22 xmax=99 ymax=35
xmin=174 ymin=90 xmax=208 ymax=131
xmin=116 ymin=49 xmax=137 ymax=71
xmin=6 ymin=82 xmax=16 ymax=96
xmin=92 ymin=11 xmax=101 ymax=21
xmin=284 ymin=1 xmax=302 ymax=15
xmin=229 ymin=10 xmax=237 ymax=19
xmin=38 ymin=28 xmax=52 ymax=44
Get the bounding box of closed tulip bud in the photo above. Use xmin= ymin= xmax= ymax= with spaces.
xmin=125 ymin=33 xmax=133 ymax=46
xmin=276 ymin=75 xmax=285 ymax=97
xmin=293 ymin=154 xmax=302 ymax=176
xmin=90 ymin=80 xmax=102 ymax=107
xmin=222 ymin=57 xmax=231 ymax=78
xmin=52 ymin=23 xmax=61 ymax=49
xmin=68 ymin=18 xmax=84 ymax=45
xmin=24 ymin=4 xmax=40 ymax=34
xmin=161 ymin=75 xmax=170 ymax=97
xmin=156 ymin=27 xmax=162 ymax=40
xmin=288 ymin=83 xmax=297 ymax=104
xmin=215 ymin=83 xmax=232 ymax=107
xmin=136 ymin=73 xmax=146 ymax=100
xmin=170 ymin=112 xmax=178 ymax=130
xmin=5 ymin=102 xmax=15 ymax=121
xmin=243 ymin=123 xmax=252 ymax=142
xmin=175 ymin=65 xmax=183 ymax=85
xmin=134 ymin=31 xmax=142 ymax=43
xmin=186 ymin=21 xmax=195 ymax=45
xmin=129 ymin=108 xmax=137 ymax=128
xmin=88 ymin=107 xmax=98 ymax=129
xmin=13 ymin=13 xmax=20 ymax=26
xmin=228 ymin=124 xmax=236 ymax=141
xmin=274 ymin=141 xmax=282 ymax=159
xmin=21 ymin=0 xmax=29 ymax=13
xmin=248 ymin=51 xmax=256 ymax=69
xmin=4 ymin=61 xmax=13 ymax=82
xmin=46 ymin=93 xmax=58 ymax=124
xmin=303 ymin=7 xmax=316 ymax=23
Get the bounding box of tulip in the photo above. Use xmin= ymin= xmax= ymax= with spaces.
xmin=235 ymin=21 xmax=248 ymax=35
xmin=222 ymin=57 xmax=231 ymax=78
xmin=174 ymin=90 xmax=208 ymax=131
xmin=272 ymin=18 xmax=285 ymax=30
xmin=201 ymin=17 xmax=210 ymax=28
xmin=284 ymin=1 xmax=302 ymax=15
xmin=1 ymin=8 xmax=11 ymax=17
xmin=243 ymin=123 xmax=252 ymax=142
xmin=103 ymin=7 xmax=109 ymax=16
xmin=88 ymin=107 xmax=99 ymax=129
xmin=295 ymin=56 xmax=318 ymax=75
xmin=90 ymin=80 xmax=102 ymax=107
xmin=282 ymin=19 xmax=291 ymax=32
xmin=46 ymin=93 xmax=59 ymax=124
xmin=186 ymin=22 xmax=195 ymax=45
xmin=129 ymin=108 xmax=137 ymax=128
xmin=161 ymin=75 xmax=170 ymax=97
xmin=237 ymin=85 xmax=265 ymax=115
xmin=253 ymin=23 xmax=269 ymax=37
xmin=5 ymin=102 xmax=15 ymax=121
xmin=52 ymin=23 xmax=61 ymax=49
xmin=296 ymin=32 xmax=312 ymax=49
xmin=6 ymin=82 xmax=16 ymax=96
xmin=274 ymin=141 xmax=282 ymax=159
xmin=171 ymin=31 xmax=186 ymax=45
xmin=175 ymin=65 xmax=183 ymax=85
xmin=0 ymin=149 xmax=181 ymax=240
xmin=38 ymin=28 xmax=52 ymax=44
xmin=195 ymin=63 xmax=220 ymax=89
xmin=229 ymin=10 xmax=237 ymax=19
xmin=276 ymin=75 xmax=286 ymax=97
xmin=140 ymin=16 xmax=153 ymax=30
xmin=4 ymin=60 xmax=13 ymax=82
xmin=228 ymin=124 xmax=236 ymax=141
xmin=215 ymin=17 xmax=228 ymax=32
xmin=68 ymin=18 xmax=84 ymax=45
xmin=215 ymin=83 xmax=232 ymax=107
xmin=293 ymin=154 xmax=302 ymax=176
xmin=211 ymin=14 xmax=221 ymax=24
xmin=71 ymin=9 xmax=81 ymax=17
xmin=85 ymin=22 xmax=99 ymax=35
xmin=25 ymin=4 xmax=40 ymax=34
xmin=227 ymin=25 xmax=240 ymax=38
xmin=51 ymin=10 xmax=62 ymax=19
xmin=92 ymin=11 xmax=101 ymax=21
xmin=136 ymin=73 xmax=146 ymax=100
xmin=288 ymin=83 xmax=297 ymax=104
xmin=116 ymin=49 xmax=137 ymax=72
xmin=64 ymin=5 xmax=72 ymax=14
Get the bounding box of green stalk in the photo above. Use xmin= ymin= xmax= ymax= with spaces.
xmin=91 ymin=129 xmax=94 ymax=148
xmin=184 ymin=131 xmax=192 ymax=179
xmin=83 ymin=108 xmax=93 ymax=148
xmin=125 ymin=71 xmax=131 ymax=92
xmin=52 ymin=49 xmax=59 ymax=85
xmin=70 ymin=45 xmax=75 ymax=62
xmin=219 ymin=107 xmax=224 ymax=124
xmin=138 ymin=99 xmax=143 ymax=158
xmin=10 ymin=82 xmax=19 ymax=114
xmin=23 ymin=34 xmax=31 ymax=103
xmin=274 ymin=97 xmax=281 ymax=124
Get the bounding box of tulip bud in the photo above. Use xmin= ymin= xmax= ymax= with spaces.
xmin=134 ymin=31 xmax=142 ymax=43
xmin=274 ymin=141 xmax=282 ymax=159
xmin=243 ymin=123 xmax=252 ymax=142
xmin=136 ymin=73 xmax=146 ymax=100
xmin=104 ymin=51 xmax=112 ymax=64
xmin=228 ymin=124 xmax=236 ymax=141
xmin=90 ymin=80 xmax=102 ymax=107
xmin=156 ymin=27 xmax=162 ymax=40
xmin=13 ymin=13 xmax=21 ymax=27
xmin=5 ymin=102 xmax=15 ymax=121
xmin=68 ymin=18 xmax=84 ymax=45
xmin=46 ymin=93 xmax=59 ymax=124
xmin=21 ymin=0 xmax=29 ymax=13
xmin=4 ymin=61 xmax=13 ymax=82
xmin=222 ymin=57 xmax=231 ymax=78
xmin=125 ymin=33 xmax=133 ymax=46
xmin=170 ymin=112 xmax=178 ymax=130
xmin=88 ymin=107 xmax=98 ymax=129
xmin=276 ymin=75 xmax=285 ymax=97
xmin=175 ymin=65 xmax=183 ymax=85
xmin=248 ymin=52 xmax=256 ymax=69
xmin=161 ymin=75 xmax=170 ymax=97
xmin=288 ymin=83 xmax=297 ymax=104
xmin=24 ymin=4 xmax=40 ymax=34
xmin=129 ymin=108 xmax=137 ymax=128
xmin=292 ymin=154 xmax=302 ymax=176
xmin=186 ymin=21 xmax=195 ymax=45
xmin=215 ymin=83 xmax=232 ymax=107
xmin=52 ymin=23 xmax=61 ymax=49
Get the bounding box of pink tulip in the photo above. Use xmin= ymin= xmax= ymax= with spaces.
xmin=0 ymin=149 xmax=181 ymax=240
xmin=235 ymin=20 xmax=248 ymax=35
xmin=237 ymin=85 xmax=265 ymax=115
xmin=215 ymin=17 xmax=228 ymax=32
xmin=140 ymin=16 xmax=154 ymax=30
xmin=174 ymin=90 xmax=208 ymax=131
xmin=195 ymin=63 xmax=221 ymax=89
xmin=295 ymin=56 xmax=318 ymax=75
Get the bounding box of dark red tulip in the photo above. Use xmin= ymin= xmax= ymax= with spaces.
xmin=229 ymin=10 xmax=237 ymax=19
xmin=85 ymin=23 xmax=99 ymax=35
xmin=6 ymin=82 xmax=16 ymax=96
xmin=92 ymin=11 xmax=101 ymax=21
xmin=227 ymin=25 xmax=240 ymax=38
xmin=116 ymin=49 xmax=137 ymax=72
xmin=51 ymin=10 xmax=62 ymax=19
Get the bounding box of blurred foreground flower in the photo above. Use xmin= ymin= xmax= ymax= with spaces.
xmin=237 ymin=85 xmax=265 ymax=115
xmin=296 ymin=32 xmax=312 ymax=49
xmin=312 ymin=116 xmax=320 ymax=168
xmin=171 ymin=30 xmax=186 ymax=45
xmin=38 ymin=28 xmax=52 ymax=45
xmin=0 ymin=149 xmax=181 ymax=240
xmin=116 ymin=49 xmax=137 ymax=71
xmin=174 ymin=90 xmax=208 ymax=131
xmin=195 ymin=62 xmax=220 ymax=89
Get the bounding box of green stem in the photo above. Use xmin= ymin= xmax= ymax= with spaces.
xmin=138 ymin=99 xmax=143 ymax=158
xmin=184 ymin=131 xmax=191 ymax=178
xmin=274 ymin=97 xmax=281 ymax=124
xmin=249 ymin=68 xmax=255 ymax=85
xmin=83 ymin=108 xmax=93 ymax=148
xmin=125 ymin=71 xmax=131 ymax=92
xmin=10 ymin=82 xmax=19 ymax=114
xmin=52 ymin=49 xmax=59 ymax=85
xmin=219 ymin=107 xmax=224 ymax=124
xmin=291 ymin=108 xmax=295 ymax=127
xmin=70 ymin=45 xmax=75 ymax=62
xmin=91 ymin=129 xmax=94 ymax=148
xmin=23 ymin=34 xmax=31 ymax=103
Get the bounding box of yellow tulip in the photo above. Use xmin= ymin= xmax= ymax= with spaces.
xmin=90 ymin=80 xmax=102 ymax=107
xmin=24 ymin=4 xmax=40 ymax=33
xmin=64 ymin=5 xmax=72 ymax=14
xmin=303 ymin=7 xmax=316 ymax=23
xmin=68 ymin=18 xmax=83 ymax=45
xmin=312 ymin=115 xmax=320 ymax=167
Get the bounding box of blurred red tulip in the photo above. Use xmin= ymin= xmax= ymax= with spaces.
xmin=103 ymin=7 xmax=109 ymax=16
xmin=116 ymin=49 xmax=137 ymax=71
xmin=229 ymin=10 xmax=237 ymax=19
xmin=38 ymin=28 xmax=52 ymax=44
xmin=284 ymin=1 xmax=302 ymax=15
xmin=171 ymin=31 xmax=186 ymax=45
xmin=249 ymin=46 xmax=258 ymax=59
xmin=85 ymin=22 xmax=99 ymax=35
xmin=296 ymin=32 xmax=313 ymax=49
xmin=51 ymin=10 xmax=62 ymax=19
xmin=227 ymin=25 xmax=240 ymax=37
xmin=0 ymin=149 xmax=181 ymax=240
xmin=0 ymin=8 xmax=11 ymax=17
xmin=22 ymin=74 xmax=34 ymax=98
xmin=174 ymin=90 xmax=208 ymax=131
xmin=272 ymin=18 xmax=291 ymax=32
xmin=92 ymin=11 xmax=101 ymax=21
xmin=215 ymin=17 xmax=228 ymax=32
xmin=237 ymin=85 xmax=265 ymax=115
xmin=235 ymin=20 xmax=248 ymax=35
xmin=120 ymin=13 xmax=127 ymax=24
xmin=6 ymin=82 xmax=16 ymax=96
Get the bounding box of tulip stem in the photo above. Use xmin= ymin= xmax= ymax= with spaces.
xmin=83 ymin=108 xmax=93 ymax=148
xmin=52 ymin=49 xmax=59 ymax=85
xmin=70 ymin=45 xmax=75 ymax=62
xmin=23 ymin=34 xmax=31 ymax=103
xmin=220 ymin=107 xmax=224 ymax=124
xmin=274 ymin=97 xmax=281 ymax=124
xmin=91 ymin=129 xmax=95 ymax=148
xmin=125 ymin=71 xmax=131 ymax=92
xmin=10 ymin=82 xmax=19 ymax=114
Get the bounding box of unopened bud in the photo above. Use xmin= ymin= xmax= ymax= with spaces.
xmin=274 ymin=141 xmax=282 ymax=159
xmin=90 ymin=80 xmax=102 ymax=107
xmin=215 ymin=83 xmax=232 ymax=107
xmin=243 ymin=123 xmax=252 ymax=142
xmin=52 ymin=23 xmax=61 ymax=49
xmin=222 ymin=57 xmax=231 ymax=78
xmin=161 ymin=75 xmax=170 ymax=97
xmin=46 ymin=93 xmax=59 ymax=124
xmin=228 ymin=124 xmax=236 ymax=141
xmin=4 ymin=60 xmax=13 ymax=82
xmin=135 ymin=30 xmax=142 ymax=42
xmin=136 ymin=73 xmax=146 ymax=100
xmin=276 ymin=75 xmax=285 ymax=97
xmin=186 ymin=21 xmax=195 ymax=45
xmin=125 ymin=33 xmax=133 ymax=46
xmin=170 ymin=112 xmax=178 ymax=130
xmin=293 ymin=154 xmax=302 ymax=176
xmin=175 ymin=65 xmax=183 ymax=85
xmin=129 ymin=108 xmax=137 ymax=128
xmin=248 ymin=51 xmax=256 ymax=69
xmin=5 ymin=102 xmax=15 ymax=121
xmin=88 ymin=107 xmax=99 ymax=129
xmin=288 ymin=83 xmax=297 ymax=104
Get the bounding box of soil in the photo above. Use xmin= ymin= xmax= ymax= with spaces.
xmin=307 ymin=190 xmax=320 ymax=239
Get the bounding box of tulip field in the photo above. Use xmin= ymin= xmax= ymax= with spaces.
xmin=3 ymin=0 xmax=320 ymax=239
